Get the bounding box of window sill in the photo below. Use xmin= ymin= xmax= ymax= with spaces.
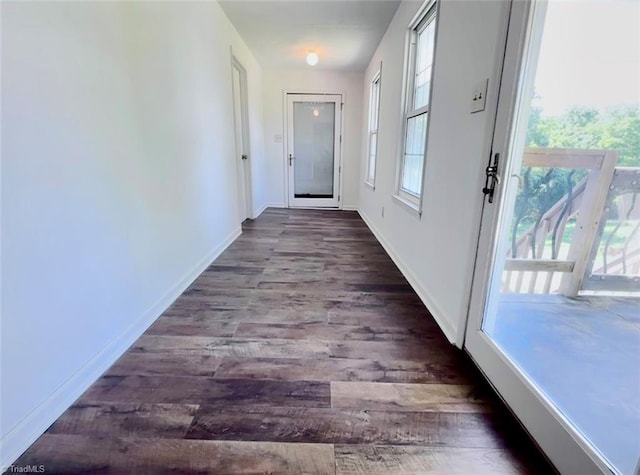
xmin=364 ymin=181 xmax=375 ymax=191
xmin=392 ymin=194 xmax=422 ymax=218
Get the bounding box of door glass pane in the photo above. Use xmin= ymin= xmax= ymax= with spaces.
xmin=293 ymin=101 xmax=335 ymax=198
xmin=481 ymin=2 xmax=640 ymax=474
xmin=401 ymin=112 xmax=427 ymax=195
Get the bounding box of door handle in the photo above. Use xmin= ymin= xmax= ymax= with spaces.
xmin=482 ymin=152 xmax=501 ymax=204
xmin=241 ymin=154 xmax=248 ymax=160
xmin=289 ymin=154 xmax=295 ymax=166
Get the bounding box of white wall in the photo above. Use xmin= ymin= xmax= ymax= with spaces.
xmin=358 ymin=0 xmax=510 ymax=344
xmin=262 ymin=69 xmax=363 ymax=209
xmin=1 ymin=1 xmax=264 ymax=465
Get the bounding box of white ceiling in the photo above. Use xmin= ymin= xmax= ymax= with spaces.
xmin=219 ymin=0 xmax=401 ymax=72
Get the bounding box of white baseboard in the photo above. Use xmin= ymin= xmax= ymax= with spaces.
xmin=264 ymin=204 xmax=356 ymax=211
xmin=357 ymin=209 xmax=458 ymax=344
xmin=0 ymin=225 xmax=242 ymax=469
xmin=253 ymin=202 xmax=269 ymax=219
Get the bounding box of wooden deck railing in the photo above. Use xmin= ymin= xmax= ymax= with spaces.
xmin=502 ymin=148 xmax=620 ymax=296
xmin=582 ymin=167 xmax=640 ymax=292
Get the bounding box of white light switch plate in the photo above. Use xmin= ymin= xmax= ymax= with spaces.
xmin=471 ymin=78 xmax=489 ymax=113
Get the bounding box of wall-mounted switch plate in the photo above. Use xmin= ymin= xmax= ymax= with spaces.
xmin=274 ymin=134 xmax=283 ymax=143
xmin=471 ymin=78 xmax=489 ymax=114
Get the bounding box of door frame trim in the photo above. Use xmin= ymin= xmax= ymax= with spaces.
xmin=283 ymin=90 xmax=345 ymax=209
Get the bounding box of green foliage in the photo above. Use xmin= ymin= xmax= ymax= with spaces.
xmin=597 ymin=107 xmax=640 ymax=167
xmin=526 ymin=104 xmax=640 ymax=166
xmin=510 ymin=103 xmax=639 ymax=254
xmin=510 ymin=167 xmax=585 ymax=258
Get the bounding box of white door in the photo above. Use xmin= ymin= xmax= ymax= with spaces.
xmin=232 ymin=59 xmax=251 ymax=222
xmin=465 ymin=1 xmax=638 ymax=474
xmin=286 ymin=94 xmax=342 ymax=208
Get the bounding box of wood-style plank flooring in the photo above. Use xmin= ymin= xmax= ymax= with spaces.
xmin=11 ymin=209 xmax=554 ymax=474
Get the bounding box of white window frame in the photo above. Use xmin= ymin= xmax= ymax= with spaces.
xmin=394 ymin=0 xmax=438 ymax=215
xmin=366 ymin=66 xmax=382 ymax=188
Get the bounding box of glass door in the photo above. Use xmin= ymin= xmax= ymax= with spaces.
xmin=465 ymin=1 xmax=639 ymax=474
xmin=286 ymin=94 xmax=342 ymax=208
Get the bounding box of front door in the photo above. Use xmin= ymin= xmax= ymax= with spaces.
xmin=286 ymin=94 xmax=342 ymax=208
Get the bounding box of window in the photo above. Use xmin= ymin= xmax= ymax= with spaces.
xmin=366 ymin=70 xmax=381 ymax=187
xmin=397 ymin=3 xmax=437 ymax=210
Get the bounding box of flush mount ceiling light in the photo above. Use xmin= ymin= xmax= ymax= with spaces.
xmin=306 ymin=51 xmax=319 ymax=66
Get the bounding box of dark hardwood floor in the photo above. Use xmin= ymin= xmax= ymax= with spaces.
xmin=11 ymin=208 xmax=553 ymax=474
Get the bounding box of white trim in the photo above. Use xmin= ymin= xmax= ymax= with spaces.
xmin=337 ymin=93 xmax=346 ymax=211
xmin=364 ymin=181 xmax=375 ymax=191
xmin=409 ymin=0 xmax=437 ymax=30
xmin=407 ymin=104 xmax=429 ymax=119
xmin=358 ymin=208 xmax=456 ymax=343
xmin=366 ymin=65 xmax=382 ymax=187
xmin=342 ymin=205 xmax=359 ymax=211
xmin=467 ymin=333 xmax=612 ymax=474
xmin=397 ymin=187 xmax=421 ymax=206
xmin=266 ymin=202 xmax=286 ymax=208
xmin=230 ymin=50 xmax=253 ymax=223
xmin=0 ymin=225 xmax=242 ymax=469
xmin=281 ymin=90 xmax=289 ymax=206
xmin=392 ymin=193 xmax=422 ymax=218
xmin=395 ymin=0 xmax=440 ymax=214
xmin=252 ymin=202 xmax=269 ymax=219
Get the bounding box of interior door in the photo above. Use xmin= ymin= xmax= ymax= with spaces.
xmin=464 ymin=1 xmax=632 ymax=474
xmin=286 ymin=94 xmax=342 ymax=208
xmin=232 ymin=59 xmax=251 ymax=222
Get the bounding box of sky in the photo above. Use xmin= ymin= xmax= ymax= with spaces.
xmin=533 ymin=0 xmax=640 ymax=116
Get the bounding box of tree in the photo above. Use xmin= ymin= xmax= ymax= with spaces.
xmin=596 ymin=106 xmax=640 ymax=167
xmin=513 ymin=103 xmax=639 ymax=247
xmin=526 ymin=104 xmax=640 ymax=166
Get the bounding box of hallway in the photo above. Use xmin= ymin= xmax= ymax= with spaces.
xmin=12 ymin=209 xmax=552 ymax=474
